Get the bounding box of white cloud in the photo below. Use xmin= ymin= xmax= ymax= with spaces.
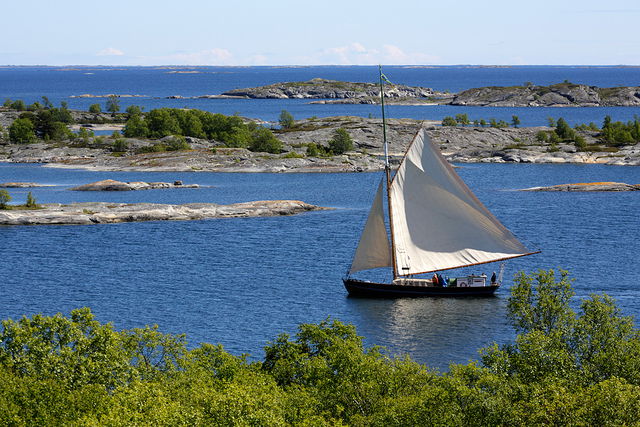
xmin=96 ymin=47 xmax=124 ymax=56
xmin=296 ymin=43 xmax=439 ymax=65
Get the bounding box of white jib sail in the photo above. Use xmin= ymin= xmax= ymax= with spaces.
xmin=349 ymin=179 xmax=392 ymax=274
xmin=389 ymin=129 xmax=532 ymax=275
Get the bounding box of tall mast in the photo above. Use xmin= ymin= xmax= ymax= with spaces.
xmin=379 ymin=65 xmax=398 ymax=279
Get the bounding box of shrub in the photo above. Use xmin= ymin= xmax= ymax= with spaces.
xmin=536 ymin=131 xmax=548 ymax=143
xmin=249 ymin=127 xmax=283 ymax=153
xmin=105 ymin=95 xmax=120 ymax=113
xmin=328 ymin=128 xmax=353 ymax=154
xmin=441 ymin=116 xmax=457 ymax=126
xmin=455 ymin=113 xmax=470 ymax=126
xmin=0 ymin=189 xmax=11 ymax=209
xmin=123 ymin=114 xmax=149 ymax=138
xmin=89 ymin=104 xmax=102 ymax=114
xmin=279 ymin=110 xmax=295 ymax=129
xmin=166 ymin=136 xmax=191 ymax=151
xmin=10 ymin=100 xmax=26 ymax=111
xmin=575 ymin=135 xmax=587 ymax=150
xmin=112 ymin=139 xmax=129 ymax=152
xmin=25 ymin=192 xmax=38 ymax=208
xmin=8 ymin=118 xmax=37 ymax=144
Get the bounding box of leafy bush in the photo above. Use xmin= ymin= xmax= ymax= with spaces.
xmin=249 ymin=127 xmax=283 ymax=153
xmin=112 ymin=139 xmax=129 ymax=152
xmin=328 ymin=128 xmax=353 ymax=154
xmin=441 ymin=116 xmax=457 ymax=126
xmin=25 ymin=192 xmax=38 ymax=208
xmin=88 ymin=103 xmax=102 ymax=114
xmin=279 ymin=110 xmax=295 ymax=129
xmin=535 ymin=130 xmax=548 ymax=143
xmin=3 ymin=271 xmax=640 ymax=425
xmin=8 ymin=118 xmax=37 ymax=144
xmin=0 ymin=189 xmax=11 ymax=209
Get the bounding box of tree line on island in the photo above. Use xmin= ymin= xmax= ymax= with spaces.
xmin=1 ymin=98 xmax=354 ymax=157
xmin=0 ymin=269 xmax=639 ymax=424
xmin=442 ymin=113 xmax=640 ymax=152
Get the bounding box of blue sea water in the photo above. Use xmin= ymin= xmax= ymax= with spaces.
xmin=1 ymin=66 xmax=640 ymax=368
xmin=1 ymin=163 xmax=639 ymax=369
xmin=1 ymin=65 xmax=640 ymax=126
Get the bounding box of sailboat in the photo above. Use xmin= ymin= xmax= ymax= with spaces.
xmin=343 ymin=68 xmax=538 ymax=297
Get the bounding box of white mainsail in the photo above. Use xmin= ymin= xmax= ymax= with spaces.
xmin=349 ymin=179 xmax=392 ymax=274
xmin=388 ymin=128 xmax=533 ymax=276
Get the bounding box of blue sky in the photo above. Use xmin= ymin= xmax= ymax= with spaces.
xmin=2 ymin=0 xmax=639 ymax=65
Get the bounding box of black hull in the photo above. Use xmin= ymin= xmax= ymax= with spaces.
xmin=343 ymin=278 xmax=500 ymax=298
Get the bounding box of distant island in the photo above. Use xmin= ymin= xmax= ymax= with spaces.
xmin=204 ymin=79 xmax=640 ymax=107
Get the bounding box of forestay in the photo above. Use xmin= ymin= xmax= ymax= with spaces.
xmin=349 ymin=179 xmax=392 ymax=274
xmin=389 ymin=129 xmax=533 ymax=275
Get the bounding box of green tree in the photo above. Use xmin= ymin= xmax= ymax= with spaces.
xmin=535 ymin=131 xmax=548 ymax=143
xmin=455 ymin=113 xmax=470 ymax=126
xmin=41 ymin=96 xmax=53 ymax=109
xmin=511 ymin=115 xmax=521 ymax=128
xmin=89 ymin=104 xmax=102 ymax=114
xmin=575 ymin=134 xmax=587 ymax=150
xmin=555 ymin=117 xmax=576 ymax=141
xmin=112 ymin=139 xmax=129 ymax=152
xmin=480 ymin=119 xmax=487 ymax=127
xmin=328 ymin=128 xmax=353 ymax=154
xmin=248 ymin=127 xmax=283 ymax=153
xmin=547 ymin=116 xmax=556 ymax=127
xmin=10 ymin=100 xmax=26 ymax=111
xmin=123 ymin=115 xmax=149 ymax=138
xmin=0 ymin=189 xmax=11 ymax=209
xmin=106 ymin=95 xmax=120 ymax=114
xmin=145 ymin=109 xmax=181 ymax=138
xmin=279 ymin=110 xmax=295 ymax=129
xmin=8 ymin=118 xmax=37 ymax=144
xmin=441 ymin=116 xmax=457 ymax=126
xmin=125 ymin=105 xmax=143 ymax=117
xmin=25 ymin=192 xmax=38 ymax=208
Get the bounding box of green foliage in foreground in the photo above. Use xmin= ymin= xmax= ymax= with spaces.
xmin=1 ymin=269 xmax=640 ymax=425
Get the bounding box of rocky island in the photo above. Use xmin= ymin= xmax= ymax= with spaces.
xmin=212 ymin=78 xmax=451 ymax=104
xmin=183 ymin=79 xmax=640 ymax=107
xmin=521 ymin=182 xmax=640 ymax=191
xmin=70 ymin=179 xmax=199 ymax=191
xmin=451 ymin=82 xmax=640 ymax=107
xmin=2 ymin=116 xmax=640 ymax=170
xmin=0 ymin=200 xmax=325 ymax=226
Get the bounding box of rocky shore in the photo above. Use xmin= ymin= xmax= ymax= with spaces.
xmin=219 ymin=78 xmax=449 ymax=102
xmin=70 ymin=179 xmax=199 ymax=191
xmin=521 ymin=182 xmax=640 ymax=191
xmin=1 ymin=116 xmax=639 ymax=170
xmin=199 ymin=79 xmax=640 ymax=107
xmin=0 ymin=200 xmax=324 ymax=226
xmin=451 ymin=83 xmax=640 ymax=107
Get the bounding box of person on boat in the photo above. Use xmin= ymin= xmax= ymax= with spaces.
xmin=431 ymin=273 xmax=439 ymax=286
xmin=491 ymin=272 xmax=497 ymax=284
xmin=438 ymin=273 xmax=446 ymax=287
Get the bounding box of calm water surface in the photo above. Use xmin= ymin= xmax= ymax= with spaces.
xmin=2 ymin=65 xmax=640 ymax=126
xmin=1 ymin=163 xmax=638 ymax=369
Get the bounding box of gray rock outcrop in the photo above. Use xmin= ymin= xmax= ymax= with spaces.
xmin=70 ymin=179 xmax=199 ymax=191
xmin=451 ymin=83 xmax=640 ymax=107
xmin=0 ymin=200 xmax=324 ymax=225
xmin=220 ymin=78 xmax=448 ymax=101
xmin=521 ymin=182 xmax=640 ymax=191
